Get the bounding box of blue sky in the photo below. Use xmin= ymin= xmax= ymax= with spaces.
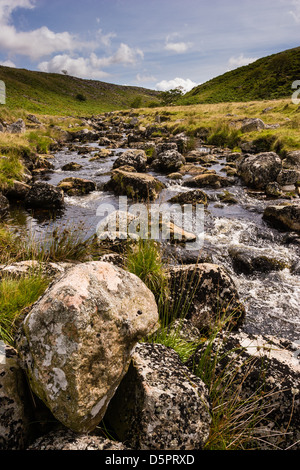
xmin=0 ymin=0 xmax=299 ymax=91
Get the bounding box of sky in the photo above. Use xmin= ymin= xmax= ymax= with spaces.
xmin=0 ymin=0 xmax=299 ymax=92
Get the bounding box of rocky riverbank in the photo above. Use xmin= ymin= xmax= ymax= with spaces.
xmin=0 ymin=111 xmax=299 ymax=450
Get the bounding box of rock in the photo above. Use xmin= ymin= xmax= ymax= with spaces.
xmin=27 ymin=114 xmax=41 ymax=125
xmin=61 ymin=162 xmax=83 ymax=171
xmin=282 ymin=151 xmax=300 ymax=170
xmin=0 ymin=193 xmax=9 ymax=217
xmin=113 ymin=150 xmax=147 ymax=173
xmin=226 ymin=152 xmax=242 ymax=162
xmin=104 ymin=169 xmax=165 ymax=201
xmin=228 ymin=246 xmax=289 ymax=274
xmin=27 ymin=429 xmax=128 ymax=450
xmin=105 ymin=343 xmax=211 ymax=450
xmin=69 ymin=128 xmax=99 ymax=142
xmin=277 ymin=169 xmax=300 ymax=187
xmin=185 ymin=173 xmax=231 ymax=189
xmin=169 ymin=189 xmax=208 ymax=206
xmin=4 ymin=181 xmax=31 ymax=201
xmin=240 ymin=118 xmax=265 ymax=133
xmin=57 ymin=177 xmax=96 ymax=196
xmin=25 ymin=182 xmax=64 ymax=209
xmin=155 ymin=142 xmax=178 ymax=155
xmin=263 ymin=204 xmax=300 ymax=232
xmin=0 ymin=260 xmax=73 ymax=279
xmin=167 ymin=172 xmax=183 ymax=180
xmin=187 ymin=331 xmax=300 ymax=450
xmin=152 ymin=150 xmax=186 ymax=173
xmin=166 ymin=264 xmax=245 ymax=332
xmin=0 ymin=345 xmax=32 ymax=450
xmin=265 ymin=182 xmax=282 ymax=198
xmin=16 ymin=262 xmax=159 ymax=433
xmin=7 ymin=119 xmax=26 ymax=134
xmin=237 ymin=152 xmax=282 ymax=189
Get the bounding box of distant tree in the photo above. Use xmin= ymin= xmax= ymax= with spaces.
xmin=61 ymin=70 xmax=68 ymax=75
xmin=160 ymin=87 xmax=184 ymax=105
xmin=130 ymin=96 xmax=143 ymax=108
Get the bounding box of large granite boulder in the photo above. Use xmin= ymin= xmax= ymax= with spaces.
xmin=105 ymin=342 xmax=211 ymax=450
xmin=237 ymin=152 xmax=282 ymax=189
xmin=16 ymin=262 xmax=159 ymax=433
xmin=263 ymin=204 xmax=300 ymax=232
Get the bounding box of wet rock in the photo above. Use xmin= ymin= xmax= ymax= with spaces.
xmin=187 ymin=331 xmax=300 ymax=450
xmin=277 ymin=169 xmax=300 ymax=187
xmin=0 ymin=193 xmax=9 ymax=217
xmin=0 ymin=345 xmax=32 ymax=450
xmin=152 ymin=150 xmax=186 ymax=173
xmin=228 ymin=246 xmax=289 ymax=274
xmin=166 ymin=264 xmax=246 ymax=332
xmin=266 ymin=182 xmax=282 ymax=198
xmin=68 ymin=128 xmax=99 ymax=142
xmin=226 ymin=152 xmax=242 ymax=162
xmin=237 ymin=152 xmax=282 ymax=189
xmin=25 ymin=182 xmax=64 ymax=209
xmin=27 ymin=429 xmax=128 ymax=450
xmin=61 ymin=162 xmax=83 ymax=171
xmin=185 ymin=173 xmax=232 ymax=189
xmin=105 ymin=342 xmax=211 ymax=450
xmin=282 ymin=151 xmax=300 ymax=170
xmin=263 ymin=204 xmax=300 ymax=232
xmin=58 ymin=177 xmax=96 ymax=195
xmin=113 ymin=149 xmax=147 ymax=173
xmin=169 ymin=189 xmax=208 ymax=206
xmin=104 ymin=169 xmax=165 ymax=201
xmin=4 ymin=181 xmax=30 ymax=201
xmin=16 ymin=262 xmax=159 ymax=433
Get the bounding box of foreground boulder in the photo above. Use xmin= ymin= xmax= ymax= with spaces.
xmin=57 ymin=177 xmax=96 ymax=196
xmin=105 ymin=343 xmax=211 ymax=450
xmin=25 ymin=182 xmax=64 ymax=209
xmin=187 ymin=331 xmax=300 ymax=450
xmin=166 ymin=264 xmax=245 ymax=332
xmin=263 ymin=204 xmax=300 ymax=232
xmin=16 ymin=262 xmax=159 ymax=433
xmin=152 ymin=150 xmax=186 ymax=173
xmin=237 ymin=152 xmax=282 ymax=189
xmin=0 ymin=345 xmax=31 ymax=450
xmin=104 ymin=169 xmax=165 ymax=201
xmin=113 ymin=149 xmax=147 ymax=173
xmin=27 ymin=429 xmax=128 ymax=450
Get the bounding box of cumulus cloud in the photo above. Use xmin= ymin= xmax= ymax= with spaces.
xmin=0 ymin=0 xmax=92 ymax=60
xmin=38 ymin=45 xmax=144 ymax=79
xmin=228 ymin=54 xmax=258 ymax=69
xmin=136 ymin=73 xmax=157 ymax=83
xmin=164 ymin=33 xmax=192 ymax=54
xmin=156 ymin=77 xmax=197 ymax=93
xmin=0 ymin=59 xmax=16 ymax=67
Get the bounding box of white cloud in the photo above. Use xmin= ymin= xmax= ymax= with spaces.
xmin=0 ymin=59 xmax=16 ymax=67
xmin=38 ymin=45 xmax=144 ymax=80
xmin=289 ymin=0 xmax=300 ymax=22
xmin=136 ymin=73 xmax=157 ymax=83
xmin=165 ymin=41 xmax=192 ymax=54
xmin=228 ymin=54 xmax=258 ymax=69
xmin=156 ymin=77 xmax=197 ymax=93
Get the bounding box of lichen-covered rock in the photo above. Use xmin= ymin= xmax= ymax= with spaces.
xmin=57 ymin=177 xmax=96 ymax=196
xmin=25 ymin=181 xmax=64 ymax=209
xmin=187 ymin=331 xmax=300 ymax=450
xmin=0 ymin=345 xmax=31 ymax=450
xmin=27 ymin=429 xmax=128 ymax=450
xmin=16 ymin=262 xmax=159 ymax=433
xmin=240 ymin=118 xmax=265 ymax=133
xmin=166 ymin=264 xmax=245 ymax=332
xmin=228 ymin=246 xmax=289 ymax=274
xmin=105 ymin=342 xmax=211 ymax=450
xmin=0 ymin=193 xmax=9 ymax=217
xmin=237 ymin=152 xmax=282 ymax=189
xmin=61 ymin=162 xmax=83 ymax=171
xmin=185 ymin=173 xmax=231 ymax=189
xmin=152 ymin=150 xmax=186 ymax=173
xmin=263 ymin=204 xmax=300 ymax=232
xmin=113 ymin=149 xmax=147 ymax=173
xmin=169 ymin=189 xmax=208 ymax=206
xmin=104 ymin=169 xmax=165 ymax=201
xmin=282 ymin=151 xmax=300 ymax=170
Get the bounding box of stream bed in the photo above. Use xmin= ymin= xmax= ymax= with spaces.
xmin=6 ymin=141 xmax=300 ymax=342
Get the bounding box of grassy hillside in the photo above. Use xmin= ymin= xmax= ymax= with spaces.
xmin=0 ymin=66 xmax=160 ymax=116
xmin=180 ymin=47 xmax=300 ymax=104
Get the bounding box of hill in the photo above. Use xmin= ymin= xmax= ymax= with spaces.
xmin=0 ymin=66 xmax=160 ymax=116
xmin=180 ymin=47 xmax=300 ymax=104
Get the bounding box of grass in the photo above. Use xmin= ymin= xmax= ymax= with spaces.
xmin=0 ymin=272 xmax=49 ymax=345
xmin=0 ymin=151 xmax=25 ymax=191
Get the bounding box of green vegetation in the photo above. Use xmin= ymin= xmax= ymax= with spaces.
xmin=0 ymin=65 xmax=160 ymax=115
xmin=0 ymin=272 xmax=49 ymax=344
xmin=0 ymin=151 xmax=25 ymax=191
xmin=180 ymin=47 xmax=300 ymax=105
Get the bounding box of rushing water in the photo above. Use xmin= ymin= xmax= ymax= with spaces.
xmin=6 ymin=142 xmax=300 ymax=342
